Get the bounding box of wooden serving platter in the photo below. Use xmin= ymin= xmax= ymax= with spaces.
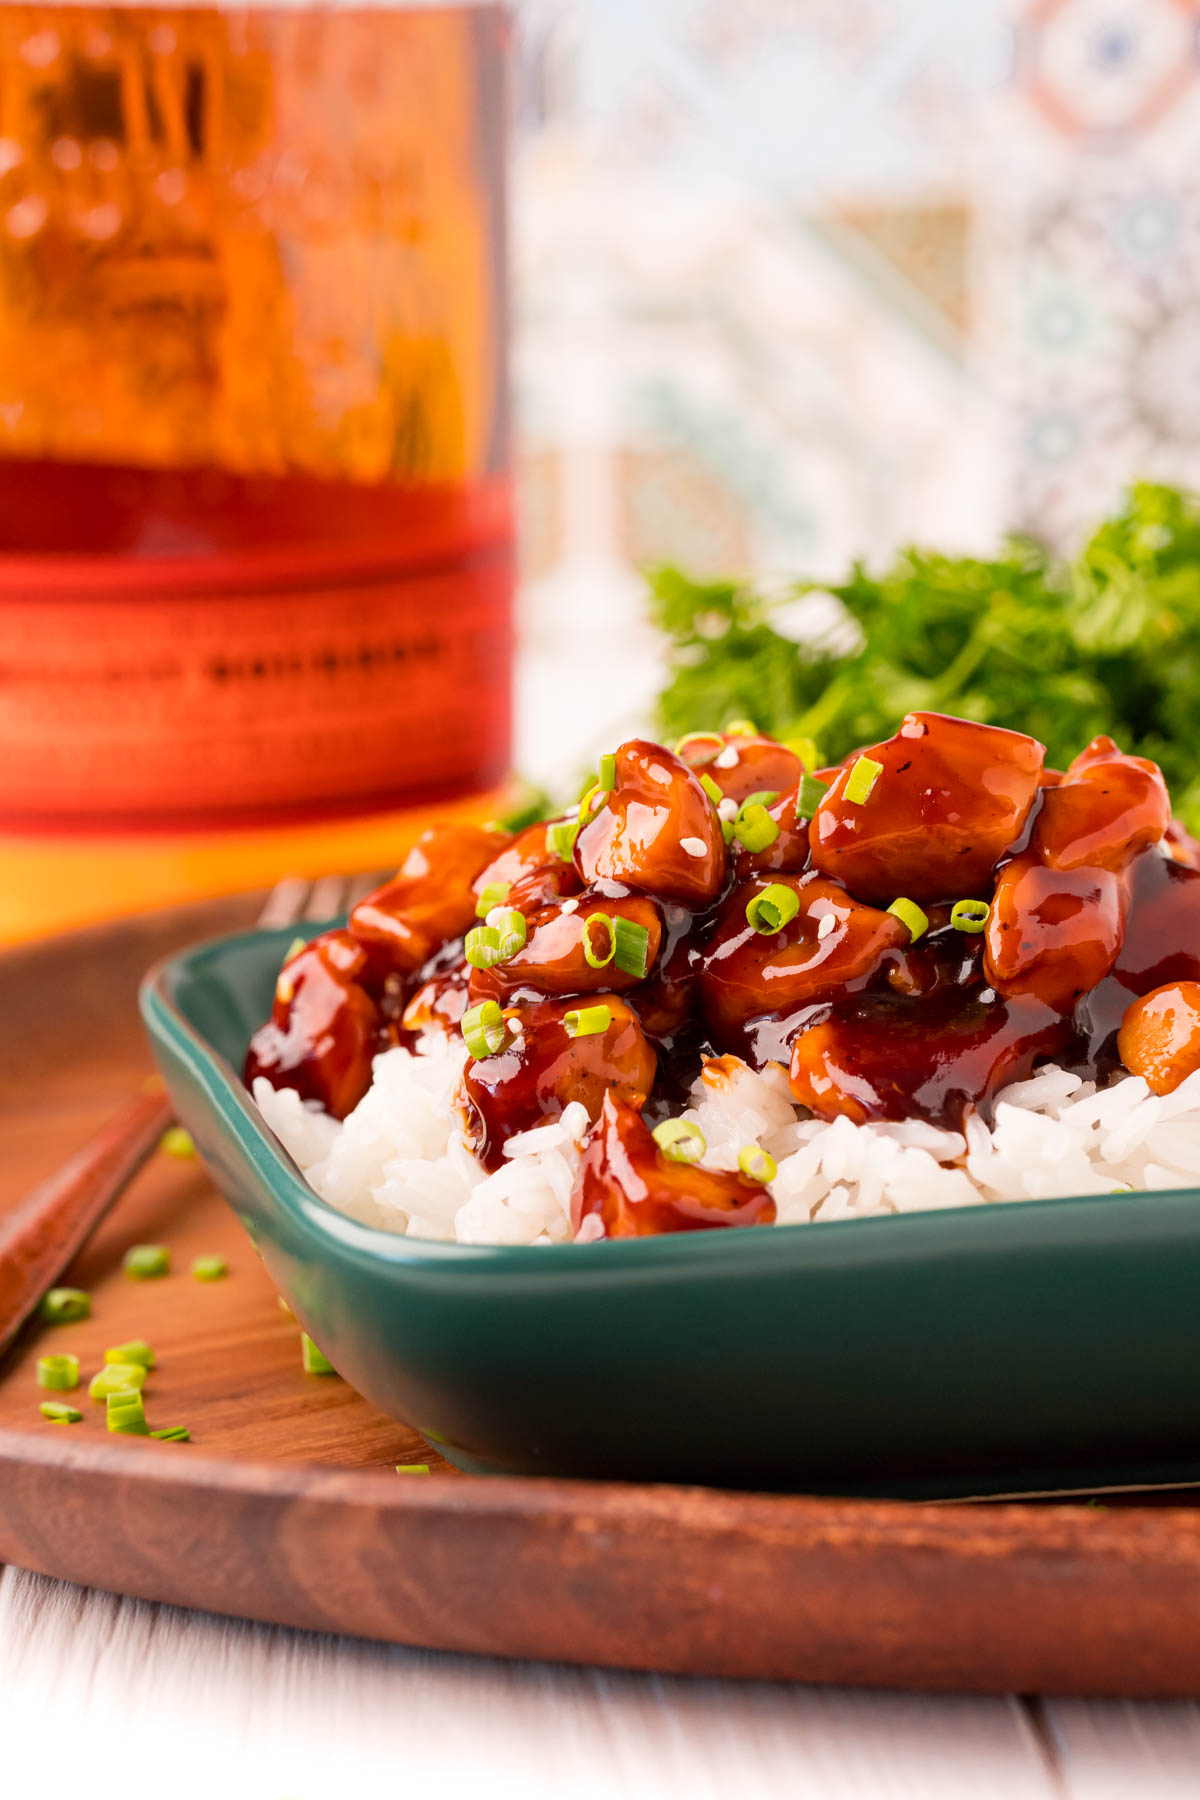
xmin=5 ymin=897 xmax=1200 ymax=1696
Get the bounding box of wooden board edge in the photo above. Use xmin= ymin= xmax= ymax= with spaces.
xmin=5 ymin=1427 xmax=1200 ymax=1695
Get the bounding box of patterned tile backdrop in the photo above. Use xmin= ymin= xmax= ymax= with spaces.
xmin=509 ymin=0 xmax=1200 ymax=670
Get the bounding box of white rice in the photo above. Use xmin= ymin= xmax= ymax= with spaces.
xmin=252 ymin=1044 xmax=1200 ymax=1245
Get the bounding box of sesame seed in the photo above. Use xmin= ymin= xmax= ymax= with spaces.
xmin=560 ymin=898 xmax=579 ymax=914
xmin=681 ymin=836 xmax=707 ymax=858
xmin=718 ymin=797 xmax=738 ymax=821
xmin=714 ymin=746 xmax=740 ymax=769
xmin=817 ymin=913 xmax=837 ymax=941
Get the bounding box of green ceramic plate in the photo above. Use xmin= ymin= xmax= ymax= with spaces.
xmin=141 ymin=925 xmax=1200 ymax=1499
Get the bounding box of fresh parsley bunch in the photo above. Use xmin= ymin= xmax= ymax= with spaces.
xmin=649 ymin=483 xmax=1200 ymax=832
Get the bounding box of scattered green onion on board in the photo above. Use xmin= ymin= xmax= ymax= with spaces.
xmin=887 ymin=898 xmax=929 ymax=942
xmin=564 ymin=1004 xmax=611 ymax=1039
xmin=581 ymin=913 xmax=617 ymax=970
xmin=396 ymin=1463 xmax=431 ymax=1475
xmin=151 ymin=1426 xmax=191 ymax=1442
xmin=39 ymin=1401 xmax=81 ymax=1424
xmin=951 ymin=899 xmax=991 ymax=933
xmin=461 ymin=1000 xmax=509 ymax=1060
xmin=795 ymin=773 xmax=828 ymax=821
xmin=301 ymin=1333 xmax=337 ymax=1376
xmin=474 ymin=881 xmax=511 ymax=918
xmin=612 ymin=916 xmax=651 ymax=979
xmin=36 ymin=1354 xmax=79 ymax=1391
xmin=737 ymin=1146 xmax=778 ymax=1183
xmin=104 ymin=1340 xmax=155 ymax=1369
xmin=159 ymin=1126 xmax=196 ymax=1159
xmin=652 ymin=1118 xmax=706 ymax=1164
xmin=106 ymin=1389 xmax=150 ymax=1435
xmin=733 ymin=801 xmax=779 ymax=853
xmin=123 ymin=1244 xmax=170 ymax=1280
xmin=844 ymin=756 xmax=883 ymax=805
xmin=745 ymin=884 xmax=800 ymax=935
xmin=89 ymin=1362 xmax=147 ymax=1401
xmin=192 ymin=1255 xmax=228 ymax=1282
xmin=38 ymin=1287 xmax=90 ymax=1325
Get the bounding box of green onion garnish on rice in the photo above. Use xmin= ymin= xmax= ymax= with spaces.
xmin=192 ymin=1255 xmax=228 ymax=1281
xmin=301 ymin=1333 xmax=337 ymax=1376
xmin=652 ymin=1119 xmax=706 ymax=1164
xmin=475 ymin=881 xmax=511 ymax=917
xmin=951 ymin=898 xmax=991 ymax=933
xmin=737 ymin=1146 xmax=777 ymax=1183
xmin=886 ymin=898 xmax=929 ymax=942
xmin=795 ymin=773 xmax=828 ymax=821
xmin=581 ymin=913 xmax=616 ymax=970
xmin=123 ymin=1244 xmax=170 ymax=1280
xmin=612 ymin=916 xmax=650 ymax=979
xmin=39 ymin=1287 xmax=90 ymax=1325
xmin=36 ymin=1354 xmax=79 ymax=1391
xmin=104 ymin=1340 xmax=155 ymax=1369
xmin=39 ymin=1401 xmax=81 ymax=1424
xmin=461 ymin=1000 xmax=509 ymax=1060
xmin=89 ymin=1362 xmax=147 ymax=1401
xmin=844 ymin=756 xmax=883 ymax=805
xmin=564 ymin=1005 xmax=611 ymax=1039
xmin=745 ymin=884 xmax=800 ymax=935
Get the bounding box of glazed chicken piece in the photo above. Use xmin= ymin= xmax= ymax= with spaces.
xmin=573 ymin=1091 xmax=776 ymax=1236
xmin=468 ymin=892 xmax=662 ymax=1003
xmin=788 ymin=987 xmax=1066 ymax=1129
xmin=1118 ymin=982 xmax=1200 ymax=1096
xmin=349 ymin=823 xmax=504 ymax=976
xmin=676 ymin=727 xmax=808 ymax=807
xmin=244 ymin=929 xmax=381 ymax=1119
xmin=729 ymin=784 xmax=812 ymax=880
xmin=808 ymin=712 xmax=1044 ymax=905
xmin=574 ymin=738 xmax=726 ymax=906
xmin=1033 ymin=736 xmax=1169 ymax=873
xmin=984 ymin=854 xmax=1127 ymax=1012
xmin=697 ymin=873 xmax=908 ymax=1037
xmin=457 ymin=994 xmax=658 ymax=1170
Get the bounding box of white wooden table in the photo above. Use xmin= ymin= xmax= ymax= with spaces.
xmin=3 ymin=635 xmax=1198 ymax=1797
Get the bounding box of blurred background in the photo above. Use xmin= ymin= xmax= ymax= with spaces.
xmin=5 ymin=0 xmax=1200 ymax=934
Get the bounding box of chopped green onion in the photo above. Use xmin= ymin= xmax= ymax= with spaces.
xmin=192 ymin=1255 xmax=228 ymax=1282
xmin=37 ymin=1354 xmax=79 ymax=1391
xmin=742 ymin=789 xmax=780 ymax=811
xmin=733 ymin=802 xmax=780 ymax=853
xmin=301 ymin=1333 xmax=337 ymax=1376
xmin=564 ymin=1005 xmax=611 ymax=1039
xmin=581 ymin=912 xmax=617 ymax=969
xmin=738 ymin=1145 xmax=778 ymax=1183
xmin=151 ymin=1426 xmax=191 ymax=1442
xmin=887 ymin=898 xmax=929 ymax=942
xmin=491 ymin=909 xmax=527 ymax=960
xmin=123 ymin=1244 xmax=170 ymax=1280
xmin=89 ymin=1362 xmax=147 ymax=1400
xmin=721 ymin=818 xmax=735 ymax=844
xmin=39 ymin=1401 xmax=81 ymax=1424
xmin=395 ymin=1463 xmax=431 ymax=1475
xmin=106 ymin=1388 xmax=150 ymax=1435
xmin=699 ymin=773 xmax=724 ymax=807
xmin=674 ymin=731 xmax=725 ymax=765
xmin=464 ymin=924 xmax=503 ymax=969
xmin=950 ymin=899 xmax=991 ymax=933
xmin=652 ymin=1118 xmax=706 ymax=1164
xmin=104 ymin=1340 xmax=155 ymax=1370
xmin=724 ymin=718 xmax=757 ymax=737
xmin=844 ymin=755 xmax=883 ymax=805
xmin=578 ymin=782 xmax=607 ymax=824
xmin=283 ymin=935 xmax=308 ymax=964
xmin=548 ymin=818 xmax=580 ymax=861
xmin=159 ymin=1125 xmax=196 ymax=1159
xmin=745 ymin=883 xmax=801 ymax=935
xmin=461 ymin=1000 xmax=509 ymax=1060
xmin=795 ymin=773 xmax=829 ymax=821
xmin=39 ymin=1287 xmax=90 ymax=1325
xmin=277 ymin=1293 xmax=294 ymax=1316
xmin=612 ymin=916 xmax=651 ymax=979
xmin=598 ymin=753 xmax=616 ymax=791
xmin=785 ymin=735 xmax=820 ymax=772
xmin=475 ymin=881 xmax=511 ymax=918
